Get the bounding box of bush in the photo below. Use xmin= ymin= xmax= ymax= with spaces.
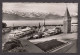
xmin=9 ymin=47 xmax=26 ymax=52
xmin=2 ymin=22 xmax=7 ymax=28
xmin=3 ymin=39 xmax=22 ymax=52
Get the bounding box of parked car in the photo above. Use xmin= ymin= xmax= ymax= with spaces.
xmin=43 ymin=27 xmax=62 ymax=36
xmin=9 ymin=30 xmax=24 ymax=39
xmin=33 ymin=34 xmax=39 ymax=39
xmin=42 ymin=32 xmax=50 ymax=37
xmin=2 ymin=28 xmax=11 ymax=34
xmin=54 ymin=27 xmax=62 ymax=34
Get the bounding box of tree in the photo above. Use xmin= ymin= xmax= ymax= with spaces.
xmin=2 ymin=22 xmax=7 ymax=28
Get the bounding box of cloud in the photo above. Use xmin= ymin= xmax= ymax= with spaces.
xmin=2 ymin=2 xmax=78 ymax=16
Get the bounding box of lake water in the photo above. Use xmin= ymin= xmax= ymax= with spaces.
xmin=3 ymin=19 xmax=77 ymax=27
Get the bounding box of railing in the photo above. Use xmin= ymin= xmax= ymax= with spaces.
xmin=46 ymin=41 xmax=73 ymax=53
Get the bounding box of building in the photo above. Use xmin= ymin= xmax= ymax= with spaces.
xmin=63 ymin=7 xmax=71 ymax=33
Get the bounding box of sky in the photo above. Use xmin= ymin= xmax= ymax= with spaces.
xmin=2 ymin=2 xmax=78 ymax=16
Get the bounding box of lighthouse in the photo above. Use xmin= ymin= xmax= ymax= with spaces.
xmin=63 ymin=7 xmax=71 ymax=33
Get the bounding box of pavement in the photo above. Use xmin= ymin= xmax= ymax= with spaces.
xmin=19 ymin=39 xmax=44 ymax=53
xmin=2 ymin=33 xmax=10 ymax=44
xmin=66 ymin=40 xmax=77 ymax=53
xmin=29 ymin=33 xmax=77 ymax=44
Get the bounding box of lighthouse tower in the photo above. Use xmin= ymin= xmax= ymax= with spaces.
xmin=63 ymin=7 xmax=71 ymax=33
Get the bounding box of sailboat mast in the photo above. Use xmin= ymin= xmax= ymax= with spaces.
xmin=44 ymin=19 xmax=45 ymax=27
xmin=39 ymin=22 xmax=41 ymax=29
xmin=13 ymin=24 xmax=14 ymax=31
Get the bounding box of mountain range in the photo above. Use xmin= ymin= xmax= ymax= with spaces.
xmin=2 ymin=11 xmax=78 ymax=20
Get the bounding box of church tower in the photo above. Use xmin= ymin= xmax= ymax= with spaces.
xmin=63 ymin=7 xmax=71 ymax=33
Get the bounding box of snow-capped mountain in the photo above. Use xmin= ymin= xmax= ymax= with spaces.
xmin=2 ymin=11 xmax=77 ymax=20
